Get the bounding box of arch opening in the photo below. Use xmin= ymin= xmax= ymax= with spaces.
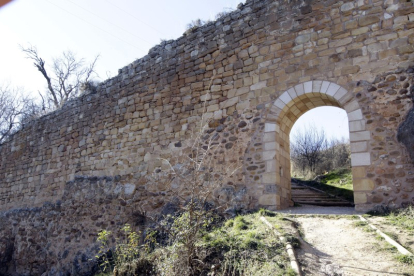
xmin=289 ymin=106 xmax=353 ymax=204
xmin=259 ymin=81 xmax=373 ymax=211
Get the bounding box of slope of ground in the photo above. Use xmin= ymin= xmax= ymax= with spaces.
xmin=293 ymin=216 xmax=413 ymax=275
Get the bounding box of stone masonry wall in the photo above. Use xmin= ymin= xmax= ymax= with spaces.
xmin=0 ymin=0 xmax=414 ymax=273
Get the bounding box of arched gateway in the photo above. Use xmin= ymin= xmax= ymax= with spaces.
xmin=253 ymin=81 xmax=372 ymax=211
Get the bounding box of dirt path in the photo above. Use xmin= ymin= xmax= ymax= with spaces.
xmin=294 ymin=216 xmax=412 ymax=276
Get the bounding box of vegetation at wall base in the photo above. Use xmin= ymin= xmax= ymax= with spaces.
xmin=94 ymin=211 xmax=298 ymax=276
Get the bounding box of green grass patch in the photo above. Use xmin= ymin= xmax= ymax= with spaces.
xmin=385 ymin=206 xmax=414 ymax=232
xmin=201 ymin=213 xmax=296 ymax=275
xmin=95 ymin=212 xmax=298 ymax=276
xmin=396 ymin=254 xmax=414 ymax=265
xmin=353 ymin=220 xmax=375 ymax=233
xmin=354 ymin=221 xmax=368 ymax=227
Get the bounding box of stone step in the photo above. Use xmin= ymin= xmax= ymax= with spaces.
xmin=294 ymin=201 xmax=354 ymax=207
xmin=291 ymin=182 xmax=354 ymax=207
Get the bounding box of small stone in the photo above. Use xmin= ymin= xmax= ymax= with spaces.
xmin=216 ymin=125 xmax=225 ymax=132
xmin=300 ymin=5 xmax=312 ymax=14
xmin=238 ymin=121 xmax=247 ymax=128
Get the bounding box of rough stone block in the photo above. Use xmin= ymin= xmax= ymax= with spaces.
xmin=349 ymin=120 xmax=366 ymax=132
xmin=351 ymin=152 xmax=371 ymax=166
xmin=350 ymin=131 xmax=371 ymax=142
xmin=263 ymin=132 xmax=276 ymax=142
xmin=352 ymin=166 xmax=366 ymax=178
xmin=274 ymin=99 xmax=285 ymax=109
xmin=348 ymin=109 xmax=363 ymax=121
xmin=304 ymin=81 xmax=313 ymax=93
xmin=341 ymin=65 xmax=360 ymax=74
xmin=351 ymin=27 xmax=369 ymax=36
xmin=262 ymin=151 xmax=276 ymax=161
xmin=266 ymin=159 xmax=277 ymax=172
xmin=354 ymin=192 xmax=367 ymax=204
xmin=262 ymin=172 xmax=277 ymax=183
xmin=320 ymin=81 xmax=331 ymax=93
xmin=295 ymin=34 xmax=311 ymax=44
xmin=220 ymin=97 xmax=239 ymax=109
xmin=358 ymin=15 xmax=380 ymax=26
xmin=287 ymin=87 xmax=297 ymax=99
xmin=333 ymin=87 xmax=348 ymax=101
xmin=343 ymin=99 xmax=359 ymax=113
xmin=312 ymin=80 xmax=323 ymax=92
xmin=279 ymin=91 xmax=293 ymax=104
xmin=354 ymin=179 xmax=374 ymax=191
xmin=326 ymin=83 xmax=340 ymax=96
xmin=264 ymin=142 xmax=278 ymax=150
xmin=294 ymin=83 xmax=305 ymax=96
xmin=341 ymin=2 xmax=355 ymax=12
xmin=264 ymin=123 xmax=277 ymax=132
xmin=251 ymin=81 xmax=267 ymax=90
xmin=351 ymin=141 xmax=368 ymax=153
xmin=259 ymin=194 xmax=277 ymax=206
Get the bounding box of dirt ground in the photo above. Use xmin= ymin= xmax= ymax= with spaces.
xmin=293 ymin=216 xmax=413 ymax=276
xmin=367 ymin=216 xmax=414 ymax=255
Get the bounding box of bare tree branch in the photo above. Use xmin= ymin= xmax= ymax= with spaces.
xmin=0 ymin=85 xmax=35 ymax=144
xmin=21 ymin=45 xmax=99 ymax=110
xmin=291 ymin=124 xmax=326 ymax=174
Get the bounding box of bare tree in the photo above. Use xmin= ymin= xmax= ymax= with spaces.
xmin=290 ymin=124 xmax=327 ymax=175
xmin=0 ymin=85 xmax=32 ymax=144
xmin=21 ymin=45 xmax=99 ymax=109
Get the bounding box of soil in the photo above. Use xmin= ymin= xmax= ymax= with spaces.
xmin=292 ymin=216 xmax=413 ymax=276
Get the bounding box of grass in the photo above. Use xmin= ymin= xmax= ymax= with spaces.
xmin=201 ymin=212 xmax=296 ymax=275
xmin=384 ymin=206 xmax=414 ymax=232
xmin=294 ymin=168 xmax=354 ymax=202
xmin=396 ymin=254 xmax=414 ymax=265
xmin=94 ymin=211 xmax=299 ymax=276
xmin=353 ymin=220 xmax=375 ymax=233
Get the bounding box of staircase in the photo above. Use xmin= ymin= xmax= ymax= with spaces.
xmin=291 ymin=182 xmax=354 ymax=207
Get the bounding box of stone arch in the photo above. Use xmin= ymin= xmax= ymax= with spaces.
xmin=257 ymin=80 xmax=372 ymax=211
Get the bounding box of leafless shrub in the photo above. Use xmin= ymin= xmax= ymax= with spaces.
xmin=186 ymin=18 xmax=210 ymax=31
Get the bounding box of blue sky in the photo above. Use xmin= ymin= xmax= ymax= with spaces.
xmin=0 ymin=0 xmax=349 ymax=140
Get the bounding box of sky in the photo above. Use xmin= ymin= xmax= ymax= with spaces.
xmin=0 ymin=0 xmax=349 ymax=141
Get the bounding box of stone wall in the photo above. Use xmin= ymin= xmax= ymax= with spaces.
xmin=0 ymin=176 xmax=150 ymax=275
xmin=0 ymin=0 xmax=414 ymax=273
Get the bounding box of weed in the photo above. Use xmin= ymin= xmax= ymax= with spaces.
xmin=224 ymin=219 xmax=234 ymax=228
xmin=387 ymin=206 xmax=414 ymax=232
xmin=353 ymin=221 xmax=368 ymax=227
xmin=259 ymin=208 xmax=277 ymax=217
xmin=384 ymin=231 xmax=399 ymax=242
xmin=233 ymin=216 xmax=248 ymax=231
xmin=95 ymin=224 xmax=156 ymax=275
xmin=285 ymin=234 xmax=301 ymax=248
xmin=396 ymin=254 xmax=414 ymax=265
